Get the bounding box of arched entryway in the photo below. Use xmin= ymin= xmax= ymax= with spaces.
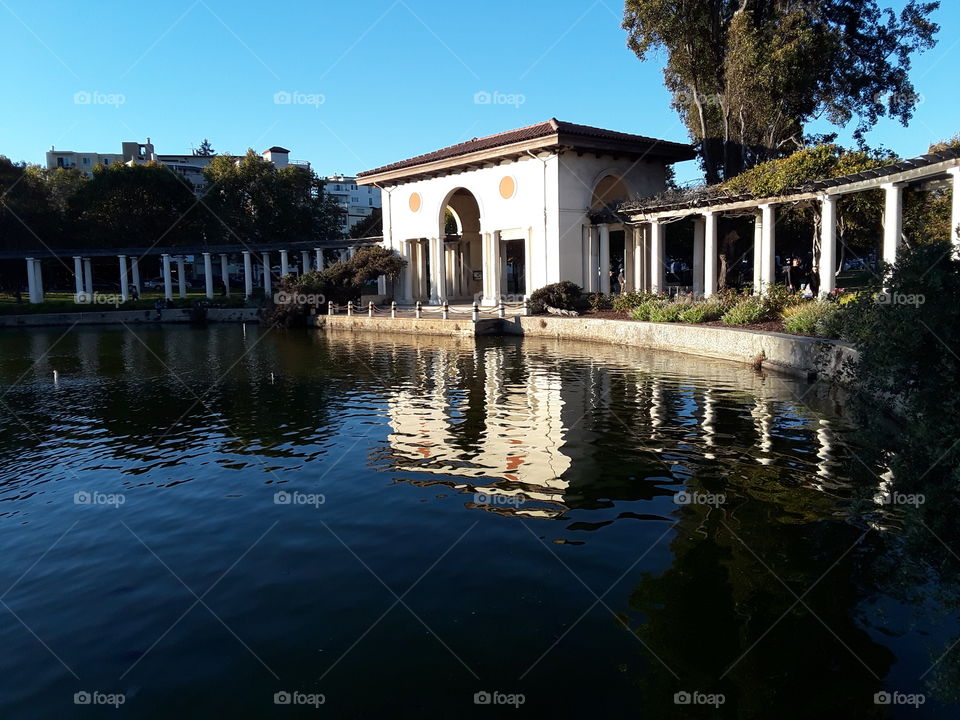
xmin=439 ymin=188 xmax=483 ymax=302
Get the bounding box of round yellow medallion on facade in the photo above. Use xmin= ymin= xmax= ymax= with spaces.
xmin=499 ymin=176 xmax=516 ymax=200
xmin=408 ymin=192 xmax=421 ymax=212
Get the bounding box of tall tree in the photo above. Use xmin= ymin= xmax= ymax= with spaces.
xmin=201 ymin=150 xmax=344 ymax=246
xmin=623 ymin=0 xmax=940 ymax=183
xmin=69 ymin=163 xmax=201 ymax=248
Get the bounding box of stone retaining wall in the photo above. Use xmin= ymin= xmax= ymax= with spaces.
xmin=512 ymin=316 xmax=856 ymax=382
xmin=316 ymin=312 xmax=856 ymax=382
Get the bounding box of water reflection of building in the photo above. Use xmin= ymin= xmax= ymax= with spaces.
xmin=386 ymin=346 xmax=573 ymax=517
xmin=373 ymin=334 xmax=875 ymax=521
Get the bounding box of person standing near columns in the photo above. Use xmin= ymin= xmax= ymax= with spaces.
xmin=162 ymin=254 xmax=173 ymax=301
xmin=73 ymin=256 xmax=84 ymax=302
xmin=118 ymin=255 xmax=129 ymax=302
xmin=220 ymin=254 xmax=230 ymax=297
xmin=703 ymin=211 xmax=718 ymax=297
xmin=243 ymin=251 xmax=253 ymax=298
xmin=203 ymin=252 xmax=214 ymax=299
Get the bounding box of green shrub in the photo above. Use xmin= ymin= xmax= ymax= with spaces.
xmin=781 ymin=300 xmax=840 ymax=336
xmin=721 ymin=297 xmax=765 ymax=325
xmin=761 ymin=283 xmax=804 ymax=317
xmin=648 ymin=301 xmax=686 ymax=322
xmin=612 ymin=291 xmax=658 ymax=314
xmin=679 ymin=299 xmax=725 ymax=324
xmin=528 ymin=281 xmax=583 ymax=314
xmin=629 ymin=299 xmax=663 ymax=321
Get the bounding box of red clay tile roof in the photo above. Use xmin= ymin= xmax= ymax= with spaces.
xmin=357 ymin=119 xmax=695 ymax=178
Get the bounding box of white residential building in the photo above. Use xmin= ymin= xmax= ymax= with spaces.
xmin=325 ymin=175 xmax=382 ymax=235
xmin=45 ymin=140 xmax=310 ymax=193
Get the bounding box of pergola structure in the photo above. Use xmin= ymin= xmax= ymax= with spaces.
xmin=617 ymin=146 xmax=960 ymax=297
xmin=14 ymin=240 xmax=368 ymax=304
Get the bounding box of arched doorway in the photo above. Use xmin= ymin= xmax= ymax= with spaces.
xmin=440 ymin=188 xmax=482 ymax=302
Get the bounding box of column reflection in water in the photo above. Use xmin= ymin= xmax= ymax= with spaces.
xmin=386 ymin=344 xmax=571 ymax=517
xmin=815 ymin=418 xmax=838 ymax=488
xmin=702 ymin=388 xmax=716 ymax=460
xmin=751 ymin=396 xmax=774 ymax=465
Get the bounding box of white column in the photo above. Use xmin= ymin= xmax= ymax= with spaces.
xmin=451 ymin=244 xmax=461 ymax=298
xmin=491 ymin=231 xmax=503 ymax=304
xmin=704 ymin=211 xmax=718 ymax=297
xmin=280 ymin=249 xmax=289 ymax=277
xmin=220 ymin=254 xmax=230 ymax=296
xmin=623 ymin=227 xmax=635 ymax=293
xmin=753 ymin=212 xmax=763 ymax=293
xmin=315 ymin=248 xmax=323 ymax=271
xmin=480 ymin=232 xmax=492 ymax=305
xmin=759 ymin=203 xmax=776 ymax=293
xmin=429 ymin=237 xmax=444 ymax=304
xmin=34 ymin=259 xmax=43 ymax=300
xmin=162 ymin=254 xmax=173 ymax=301
xmin=73 ymin=256 xmax=84 ymax=301
xmin=948 ymin=167 xmax=960 ymax=253
xmin=348 ymin=246 xmax=356 ymax=260
xmin=819 ymin=195 xmax=838 ymax=296
xmin=176 ymin=256 xmax=186 ymax=298
xmin=598 ymin=223 xmax=611 ymax=294
xmin=203 ymin=252 xmax=214 ymax=299
xmin=692 ymin=217 xmax=705 ymax=297
xmin=650 ymin=222 xmax=664 ymax=293
xmin=402 ymin=241 xmax=414 ymax=302
xmin=25 ymin=258 xmax=38 ymax=304
xmin=882 ymin=182 xmax=904 ymax=267
xmin=130 ymin=257 xmax=141 ymax=296
xmin=632 ymin=226 xmax=645 ymax=292
xmin=587 ymin=226 xmax=598 ymax=292
xmin=301 ymin=250 xmax=311 ymax=274
xmin=262 ymin=252 xmax=271 ymax=295
xmin=118 ymin=255 xmax=129 ymax=302
xmin=83 ymin=258 xmax=93 ymax=296
xmin=243 ymin=251 xmax=253 ymax=298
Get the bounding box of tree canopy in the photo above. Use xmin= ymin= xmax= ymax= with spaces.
xmin=623 ymin=0 xmax=940 ymax=183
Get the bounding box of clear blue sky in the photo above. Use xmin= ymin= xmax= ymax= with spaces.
xmin=1 ymin=0 xmax=957 ymax=185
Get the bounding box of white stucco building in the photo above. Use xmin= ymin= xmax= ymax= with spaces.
xmin=356 ymin=119 xmax=694 ymax=305
xmin=46 ymin=140 xmax=309 ymax=193
xmin=325 ymin=175 xmax=382 ymax=234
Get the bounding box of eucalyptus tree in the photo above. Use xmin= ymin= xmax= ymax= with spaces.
xmin=623 ymin=0 xmax=940 ymax=182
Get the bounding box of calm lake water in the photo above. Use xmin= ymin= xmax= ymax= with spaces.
xmin=0 ymin=325 xmax=954 ymax=718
